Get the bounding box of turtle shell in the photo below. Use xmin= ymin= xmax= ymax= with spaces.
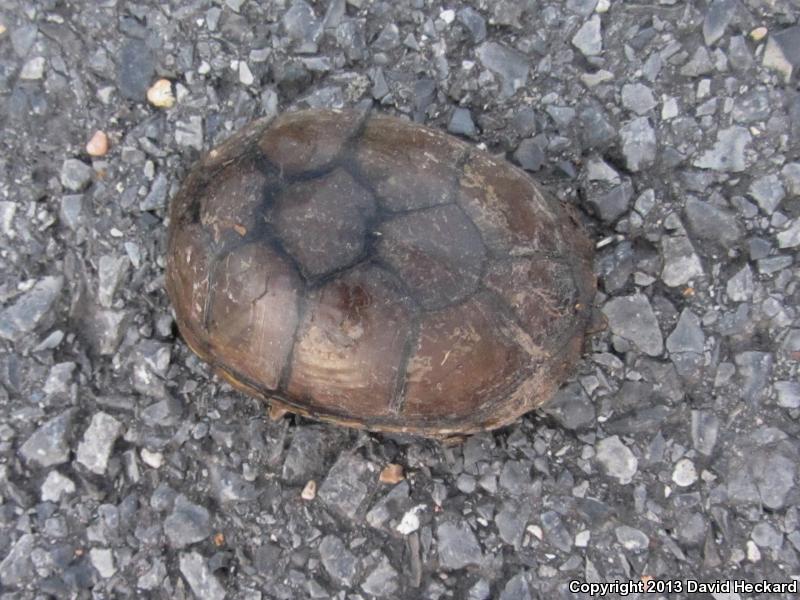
xmin=165 ymin=108 xmax=595 ymax=437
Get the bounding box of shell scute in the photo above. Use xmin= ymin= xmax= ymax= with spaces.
xmin=287 ymin=265 xmax=415 ymax=418
xmin=270 ymin=168 xmax=376 ymax=279
xmin=375 ymin=203 xmax=486 ymax=310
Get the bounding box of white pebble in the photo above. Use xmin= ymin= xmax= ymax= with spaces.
xmin=239 ymin=61 xmax=254 ymax=86
xmin=147 ymin=79 xmax=175 ymax=108
xmin=526 ymin=524 xmax=543 ymax=540
xmin=596 ymin=436 xmax=638 ymax=484
xmin=76 ymin=412 xmax=124 ymax=475
xmin=672 ymin=458 xmax=698 ymax=487
xmin=575 ymin=530 xmax=591 ymax=547
xmin=90 ymin=548 xmax=117 ymax=578
xmin=20 ymin=56 xmax=45 ymax=80
xmin=301 ymin=480 xmax=316 ymax=500
xmin=747 ymin=540 xmax=761 ymax=562
xmin=41 ymin=471 xmax=76 ymax=502
xmin=97 ymin=86 xmax=114 ymax=104
xmin=661 ymin=96 xmax=678 ymax=120
xmin=141 ymin=448 xmax=164 ymax=469
xmin=396 ymin=505 xmax=425 ymax=535
xmin=696 ymin=78 xmax=711 ymax=100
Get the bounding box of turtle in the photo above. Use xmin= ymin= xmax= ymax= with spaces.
xmin=165 ymin=108 xmax=596 ymax=437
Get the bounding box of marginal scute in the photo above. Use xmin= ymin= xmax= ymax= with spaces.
xmin=258 ymin=109 xmax=362 ymax=175
xmin=376 ymin=204 xmax=486 ymax=309
xmin=287 ymin=265 xmax=414 ymax=418
xmin=401 ymin=293 xmax=531 ymax=419
xmin=206 ymin=242 xmax=302 ymax=390
xmin=356 ymin=115 xmax=468 ymax=211
xmin=166 ymin=222 xmax=213 ymax=352
xmin=270 ymin=168 xmax=376 ymax=278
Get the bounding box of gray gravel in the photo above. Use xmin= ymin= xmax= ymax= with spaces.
xmin=1 ymin=0 xmax=799 ymax=598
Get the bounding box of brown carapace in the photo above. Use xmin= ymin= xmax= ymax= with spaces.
xmin=165 ymin=109 xmax=596 ymax=437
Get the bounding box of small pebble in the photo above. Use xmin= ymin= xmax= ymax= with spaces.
xmin=18 ymin=408 xmax=75 ymax=468
xmin=514 ymin=139 xmax=545 ymax=172
xmin=747 ymin=540 xmax=762 ymax=562
xmin=361 ymin=555 xmax=399 ymax=596
xmin=141 ymin=448 xmax=164 ymax=469
xmin=621 ymin=83 xmax=657 ymax=115
xmin=672 ymin=458 xmax=698 ymax=487
xmin=42 ymin=362 xmax=75 ymax=395
xmin=60 ymin=158 xmax=93 ymax=192
xmin=448 ymin=107 xmax=477 ymax=137
xmin=775 ymin=382 xmax=800 ymax=409
xmin=318 ymin=454 xmax=374 ymax=519
xmin=620 ymin=117 xmax=656 ymax=171
xmin=661 ymin=235 xmax=704 ymax=287
xmin=750 ymin=27 xmax=768 ymax=41
xmin=596 ymin=436 xmax=639 ymax=484
xmin=575 ymin=530 xmax=591 ymax=547
xmin=226 ymin=0 xmax=246 ymax=12
xmin=165 ymin=495 xmax=212 ymax=548
xmin=379 ymin=463 xmax=405 ymax=484
xmin=180 ymin=551 xmax=225 ymax=600
xmin=41 ymin=471 xmax=76 ymax=502
xmin=615 ymin=525 xmax=649 ymax=552
xmin=118 ymin=40 xmax=154 ymax=100
xmin=475 ymin=42 xmax=530 ymax=98
xmin=749 ymin=174 xmax=786 ymax=215
xmin=693 ymin=126 xmax=752 ymax=172
xmin=602 ymin=293 xmax=663 ymax=356
xmin=777 ymin=218 xmax=800 ymax=248
xmin=19 ymin=56 xmax=45 ymax=80
xmin=763 ymin=32 xmax=797 ymax=81
xmin=301 ymin=479 xmax=317 ymax=500
xmin=86 ymin=130 xmax=109 ymax=157
xmin=572 ymin=14 xmax=602 ymax=57
xmin=76 ymin=412 xmax=124 ymax=475
xmin=90 ymin=548 xmax=117 ymax=579
xmin=396 ymin=506 xmax=423 ymax=535
xmin=661 ymin=97 xmax=679 ymax=120
xmin=526 ymin=524 xmax=543 ymax=540
xmin=239 ymin=61 xmax=254 ymax=86
xmin=147 ymin=79 xmax=175 ymax=108
xmin=436 ymin=521 xmax=483 ymax=569
xmin=319 ymin=536 xmax=358 ymax=587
